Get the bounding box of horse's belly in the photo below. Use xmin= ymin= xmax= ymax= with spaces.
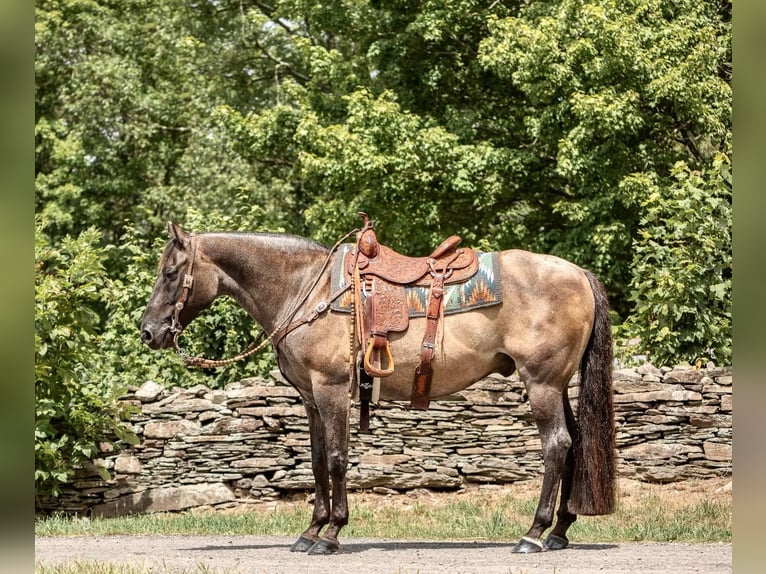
xmin=377 ymin=318 xmax=512 ymax=401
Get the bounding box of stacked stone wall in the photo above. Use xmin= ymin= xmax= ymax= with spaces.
xmin=41 ymin=364 xmax=732 ymax=516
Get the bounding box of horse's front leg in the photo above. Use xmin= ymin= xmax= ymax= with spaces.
xmin=290 ymin=403 xmax=331 ymax=552
xmin=305 ymin=383 xmax=351 ymax=555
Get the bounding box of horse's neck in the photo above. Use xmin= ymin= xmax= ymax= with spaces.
xmin=201 ymin=233 xmax=328 ymax=332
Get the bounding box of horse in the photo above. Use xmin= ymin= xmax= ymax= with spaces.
xmin=140 ymin=221 xmax=616 ymax=555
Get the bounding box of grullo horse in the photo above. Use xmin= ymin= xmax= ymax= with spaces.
xmin=140 ymin=222 xmax=616 ymax=555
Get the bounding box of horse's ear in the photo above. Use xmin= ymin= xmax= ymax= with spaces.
xmin=167 ymin=222 xmax=190 ymax=249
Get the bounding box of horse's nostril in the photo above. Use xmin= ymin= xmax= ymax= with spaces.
xmin=141 ymin=329 xmax=153 ymax=344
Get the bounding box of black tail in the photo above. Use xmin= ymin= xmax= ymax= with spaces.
xmin=570 ymin=270 xmax=616 ymax=515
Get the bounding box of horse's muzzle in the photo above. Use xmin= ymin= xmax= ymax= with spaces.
xmin=140 ymin=323 xmax=172 ymax=350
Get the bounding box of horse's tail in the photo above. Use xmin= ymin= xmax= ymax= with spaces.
xmin=570 ymin=270 xmax=617 ymax=515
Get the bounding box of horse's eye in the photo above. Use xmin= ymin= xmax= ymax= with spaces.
xmin=164 ymin=267 xmax=178 ymax=280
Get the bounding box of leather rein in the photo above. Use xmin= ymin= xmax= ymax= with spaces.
xmin=169 ymin=228 xmax=359 ymax=369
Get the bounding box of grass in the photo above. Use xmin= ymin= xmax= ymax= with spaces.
xmin=36 ymin=484 xmax=730 ymax=573
xmin=36 ymin=489 xmax=730 ymax=543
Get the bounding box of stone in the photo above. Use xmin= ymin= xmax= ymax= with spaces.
xmin=621 ymin=442 xmax=701 ymax=460
xmin=208 ymin=417 xmax=264 ymax=435
xmin=359 ymin=454 xmax=411 ymax=466
xmin=144 ymin=419 xmax=201 ymax=439
xmin=184 ymin=384 xmax=211 ymax=397
xmin=636 ymin=363 xmax=663 ymax=377
xmin=635 ymin=466 xmax=686 ymax=483
xmin=703 ymin=441 xmax=731 ymax=462
xmin=238 ymin=406 xmax=305 ymax=418
xmin=135 ymin=381 xmax=166 ymax=403
xmin=613 ymin=380 xmax=665 ymax=394
xmin=613 ymin=369 xmax=643 ymax=382
xmin=92 ymin=483 xmax=235 ymax=517
xmin=113 ymin=455 xmax=142 ymax=474
xmin=205 ymin=390 xmax=228 ymax=404
xmin=231 ymin=457 xmax=283 ymax=471
xmin=41 ymin=366 xmax=732 ymax=516
xmin=664 ymin=369 xmax=706 ymax=384
xmin=143 ymin=398 xmax=220 ymax=414
xmin=689 ymin=414 xmax=732 ymax=428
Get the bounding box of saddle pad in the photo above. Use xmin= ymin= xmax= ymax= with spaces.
xmin=330 ymin=244 xmax=503 ymax=317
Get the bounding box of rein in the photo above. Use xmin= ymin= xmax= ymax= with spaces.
xmin=170 ymin=227 xmax=360 ymax=369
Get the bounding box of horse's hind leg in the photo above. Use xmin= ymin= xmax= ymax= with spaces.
xmin=290 ymin=403 xmax=331 ymax=552
xmin=543 ymin=392 xmax=579 ymax=550
xmin=513 ymin=382 xmax=572 ymax=553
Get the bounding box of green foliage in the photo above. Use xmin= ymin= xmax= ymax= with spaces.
xmin=477 ymin=0 xmax=731 ymax=308
xmin=35 ymin=219 xmax=138 ymax=500
xmin=620 ymin=154 xmax=732 ymax=366
xmin=298 ymin=89 xmax=513 ymax=252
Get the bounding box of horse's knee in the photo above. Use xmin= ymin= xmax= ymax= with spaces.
xmin=327 ymin=451 xmax=348 ymax=477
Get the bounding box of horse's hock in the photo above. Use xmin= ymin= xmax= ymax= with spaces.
xmin=41 ymin=364 xmax=732 ymax=516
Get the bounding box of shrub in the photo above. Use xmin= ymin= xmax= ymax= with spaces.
xmin=620 ymin=153 xmax=732 ymax=366
xmin=35 ymin=220 xmax=138 ymax=500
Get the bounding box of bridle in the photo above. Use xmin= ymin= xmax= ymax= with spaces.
xmin=169 ymin=236 xmax=197 ymax=341
xmin=168 ymin=228 xmax=359 ymax=369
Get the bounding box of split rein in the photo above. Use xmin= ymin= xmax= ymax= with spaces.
xmin=169 ymin=228 xmax=360 ymax=369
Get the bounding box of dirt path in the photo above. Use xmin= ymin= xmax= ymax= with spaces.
xmin=35 ymin=534 xmax=731 ymax=574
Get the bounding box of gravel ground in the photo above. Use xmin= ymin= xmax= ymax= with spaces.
xmin=35 ymin=534 xmax=732 ymax=574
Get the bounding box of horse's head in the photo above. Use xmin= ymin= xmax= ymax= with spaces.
xmin=139 ymin=222 xmax=217 ymax=350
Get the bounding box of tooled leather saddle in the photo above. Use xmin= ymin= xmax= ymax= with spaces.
xmin=347 ymin=213 xmax=480 ymax=418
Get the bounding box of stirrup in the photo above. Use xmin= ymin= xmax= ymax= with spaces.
xmin=363 ymin=339 xmax=395 ymax=377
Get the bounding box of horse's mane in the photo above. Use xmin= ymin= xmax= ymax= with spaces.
xmin=202 ymin=230 xmax=330 ymax=253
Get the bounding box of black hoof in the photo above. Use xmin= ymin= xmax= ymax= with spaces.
xmin=512 ymin=536 xmax=546 ymax=554
xmin=544 ymin=533 xmax=569 ymax=551
xmin=290 ymin=536 xmax=316 ymax=553
xmin=307 ymin=538 xmax=340 ymax=555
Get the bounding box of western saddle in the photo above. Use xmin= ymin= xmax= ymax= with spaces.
xmin=347 ymin=213 xmax=479 ymax=424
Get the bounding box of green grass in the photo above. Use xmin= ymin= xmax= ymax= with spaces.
xmin=35 ymin=491 xmax=730 ymax=543
xmin=35 ymin=490 xmax=730 ymax=573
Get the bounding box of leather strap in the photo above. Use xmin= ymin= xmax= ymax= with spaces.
xmin=358 ymin=365 xmax=374 ymax=432
xmin=271 ymin=285 xmax=351 ymax=346
xmin=170 ymin=235 xmax=197 ymax=339
xmin=411 ymin=269 xmax=447 ymax=410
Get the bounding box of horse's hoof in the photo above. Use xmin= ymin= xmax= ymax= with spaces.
xmin=290 ymin=536 xmax=317 ymax=553
xmin=544 ymin=534 xmax=569 ymax=551
xmin=307 ymin=538 xmax=340 ymax=555
xmin=512 ymin=536 xmax=546 ymax=553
